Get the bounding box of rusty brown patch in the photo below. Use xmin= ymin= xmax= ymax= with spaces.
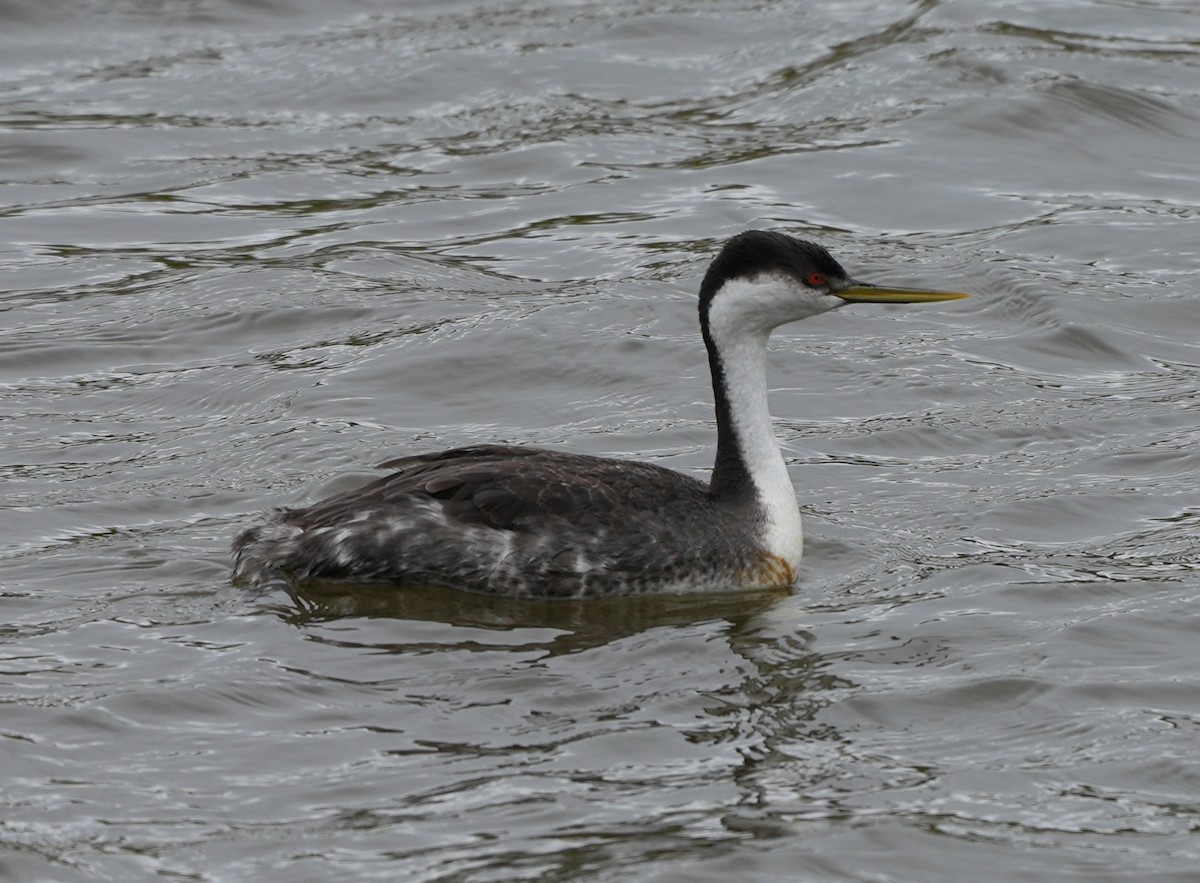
xmin=740 ymin=552 xmax=797 ymax=588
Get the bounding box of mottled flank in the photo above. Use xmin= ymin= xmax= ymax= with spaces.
xmin=233 ymin=445 xmax=781 ymax=598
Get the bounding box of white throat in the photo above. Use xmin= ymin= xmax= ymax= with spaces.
xmin=704 ymin=276 xmax=821 ymax=567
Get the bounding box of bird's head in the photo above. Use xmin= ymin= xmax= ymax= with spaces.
xmin=699 ymin=230 xmax=970 ymax=338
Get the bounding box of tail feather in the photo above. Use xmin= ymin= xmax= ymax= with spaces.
xmin=231 ymin=520 xmax=303 ymax=585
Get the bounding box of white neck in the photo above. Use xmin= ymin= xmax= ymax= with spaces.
xmin=705 ymin=280 xmax=806 ymax=567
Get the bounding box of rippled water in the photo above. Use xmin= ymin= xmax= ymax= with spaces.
xmin=3 ymin=0 xmax=1199 ymax=879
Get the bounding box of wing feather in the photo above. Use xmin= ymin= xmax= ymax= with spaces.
xmin=284 ymin=445 xmax=709 ymax=534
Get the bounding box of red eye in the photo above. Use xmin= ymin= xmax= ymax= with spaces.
xmin=806 ymin=272 xmax=826 ymax=288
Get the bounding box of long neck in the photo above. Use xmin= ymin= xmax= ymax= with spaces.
xmin=701 ymin=309 xmax=804 ymax=564
xmin=701 ymin=300 xmax=798 ymax=511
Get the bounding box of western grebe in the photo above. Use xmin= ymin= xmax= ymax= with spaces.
xmin=233 ymin=230 xmax=969 ymax=598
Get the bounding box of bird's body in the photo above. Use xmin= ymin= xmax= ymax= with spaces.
xmin=233 ymin=231 xmax=968 ymax=598
xmin=233 ymin=445 xmax=782 ymax=597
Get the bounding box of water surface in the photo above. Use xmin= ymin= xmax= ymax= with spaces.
xmin=2 ymin=0 xmax=1199 ymax=879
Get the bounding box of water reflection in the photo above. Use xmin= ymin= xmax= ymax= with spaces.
xmin=257 ymin=575 xmax=859 ymax=869
xmin=269 ymin=579 xmax=793 ymax=655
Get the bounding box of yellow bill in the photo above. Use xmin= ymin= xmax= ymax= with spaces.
xmin=836 ymin=283 xmax=971 ymax=304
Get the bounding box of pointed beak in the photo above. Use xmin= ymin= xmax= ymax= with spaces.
xmin=835 ymin=282 xmax=971 ymax=304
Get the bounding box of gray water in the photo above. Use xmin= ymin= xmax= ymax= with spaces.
xmin=2 ymin=0 xmax=1199 ymax=880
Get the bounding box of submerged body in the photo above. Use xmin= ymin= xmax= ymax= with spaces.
xmin=233 ymin=231 xmax=968 ymax=598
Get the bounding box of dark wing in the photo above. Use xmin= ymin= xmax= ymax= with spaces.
xmin=283 ymin=445 xmax=710 ymax=533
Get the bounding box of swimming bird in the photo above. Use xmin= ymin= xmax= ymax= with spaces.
xmin=232 ymin=230 xmax=969 ymax=598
